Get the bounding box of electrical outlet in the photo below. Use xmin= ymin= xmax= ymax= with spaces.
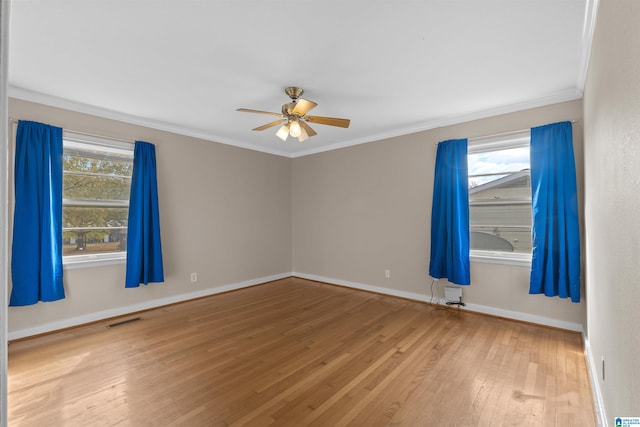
xmin=385 ymin=269 xmax=391 ymax=279
xmin=190 ymin=272 xmax=198 ymax=283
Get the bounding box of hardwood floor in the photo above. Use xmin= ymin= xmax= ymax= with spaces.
xmin=8 ymin=277 xmax=596 ymax=426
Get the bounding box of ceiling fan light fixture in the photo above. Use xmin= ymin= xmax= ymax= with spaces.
xmin=289 ymin=119 xmax=302 ymax=138
xmin=237 ymin=86 xmax=350 ymax=143
xmin=276 ymin=124 xmax=289 ymax=141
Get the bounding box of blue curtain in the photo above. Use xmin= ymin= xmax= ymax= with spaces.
xmin=530 ymin=121 xmax=581 ymax=302
xmin=429 ymin=138 xmax=470 ymax=285
xmin=10 ymin=121 xmax=65 ymax=306
xmin=125 ymin=141 xmax=164 ymax=287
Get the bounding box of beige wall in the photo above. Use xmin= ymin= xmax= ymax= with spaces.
xmin=8 ymin=97 xmax=590 ymax=337
xmin=8 ymin=98 xmax=292 ymax=337
xmin=583 ymin=0 xmax=640 ymax=420
xmin=292 ymin=100 xmax=585 ymax=329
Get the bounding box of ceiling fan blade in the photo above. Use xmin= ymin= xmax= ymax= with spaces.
xmin=299 ymin=120 xmax=317 ymax=137
xmin=236 ymin=108 xmax=285 ymax=118
xmin=305 ymin=116 xmax=351 ymax=128
xmin=291 ymin=98 xmax=318 ymax=116
xmin=252 ymin=119 xmax=286 ymax=131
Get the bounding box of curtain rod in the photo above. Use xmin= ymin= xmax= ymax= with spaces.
xmin=437 ymin=119 xmax=580 ymax=146
xmin=8 ymin=117 xmax=134 ymax=145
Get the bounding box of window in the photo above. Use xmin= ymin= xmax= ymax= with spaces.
xmin=62 ymin=133 xmax=134 ymax=265
xmin=468 ymin=131 xmax=531 ymax=262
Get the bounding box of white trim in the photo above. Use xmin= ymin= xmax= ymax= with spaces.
xmin=292 ymin=272 xmax=582 ymax=332
xmin=63 ymin=254 xmax=126 ymax=269
xmin=292 ymin=272 xmax=430 ymax=303
xmin=470 ymin=251 xmax=532 ymax=268
xmin=468 ymin=130 xmax=530 ymax=153
xmin=9 ymin=85 xmax=582 ymax=160
xmin=291 ymin=89 xmax=582 ymax=158
xmin=577 ymin=0 xmax=600 ymax=93
xmin=64 ymin=131 xmax=134 ymax=152
xmin=8 ymin=86 xmax=293 ymax=159
xmin=7 ymin=272 xmax=291 ymax=341
xmin=461 ymin=302 xmax=582 ymax=332
xmin=584 ymin=335 xmax=608 ymax=427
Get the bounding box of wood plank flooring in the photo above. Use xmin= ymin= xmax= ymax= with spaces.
xmin=8 ymin=277 xmax=596 ymax=426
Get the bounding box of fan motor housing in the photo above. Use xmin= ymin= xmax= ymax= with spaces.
xmin=285 ymin=86 xmax=304 ymax=100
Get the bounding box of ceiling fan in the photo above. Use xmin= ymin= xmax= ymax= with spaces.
xmin=237 ymin=87 xmax=350 ymax=142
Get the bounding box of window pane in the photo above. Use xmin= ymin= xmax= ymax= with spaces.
xmin=469 ymin=204 xmax=532 ymax=253
xmin=62 ymin=136 xmax=133 ymax=261
xmin=63 ymin=228 xmax=127 ymax=256
xmin=468 ymin=144 xmax=532 ymax=254
xmin=63 ymin=154 xmax=132 ymax=200
xmin=62 ymin=207 xmax=128 ymax=255
xmin=468 ymin=146 xmax=529 ymax=188
xmin=64 ymin=173 xmax=131 ymax=201
xmin=63 ymin=206 xmax=128 ymax=228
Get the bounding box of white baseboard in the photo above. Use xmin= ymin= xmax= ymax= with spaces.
xmin=292 ymin=272 xmax=583 ymax=332
xmin=583 ymin=335 xmax=608 ymax=427
xmin=292 ymin=272 xmax=431 ymax=303
xmin=461 ymin=302 xmax=583 ymax=332
xmin=8 ymin=273 xmax=291 ymax=340
xmin=9 ymin=270 xmax=585 ymax=337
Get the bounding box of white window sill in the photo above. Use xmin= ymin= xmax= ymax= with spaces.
xmin=470 ymin=250 xmax=531 ymax=267
xmin=63 ymin=254 xmax=126 ymax=270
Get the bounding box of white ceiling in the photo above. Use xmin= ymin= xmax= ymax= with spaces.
xmin=8 ymin=0 xmax=596 ymax=158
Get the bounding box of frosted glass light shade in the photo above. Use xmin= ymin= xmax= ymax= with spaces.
xmin=276 ymin=124 xmax=289 ymax=141
xmin=289 ymin=120 xmax=301 ymax=138
xmin=297 ymin=127 xmax=309 ymax=142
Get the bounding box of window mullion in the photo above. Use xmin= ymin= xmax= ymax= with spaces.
xmin=63 ymin=170 xmax=132 ymax=180
xmin=63 ymin=226 xmax=128 ymax=231
xmin=63 ymin=198 xmax=129 ymax=208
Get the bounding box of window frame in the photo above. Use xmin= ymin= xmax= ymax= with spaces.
xmin=62 ymin=132 xmax=134 ymax=269
xmin=467 ymin=130 xmax=532 ymax=266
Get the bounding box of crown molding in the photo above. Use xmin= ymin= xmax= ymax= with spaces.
xmin=576 ymin=0 xmax=600 ymax=93
xmin=8 ymin=85 xmax=292 ymax=158
xmin=9 ymin=85 xmax=582 ymax=160
xmin=290 ymin=88 xmax=583 ymax=158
